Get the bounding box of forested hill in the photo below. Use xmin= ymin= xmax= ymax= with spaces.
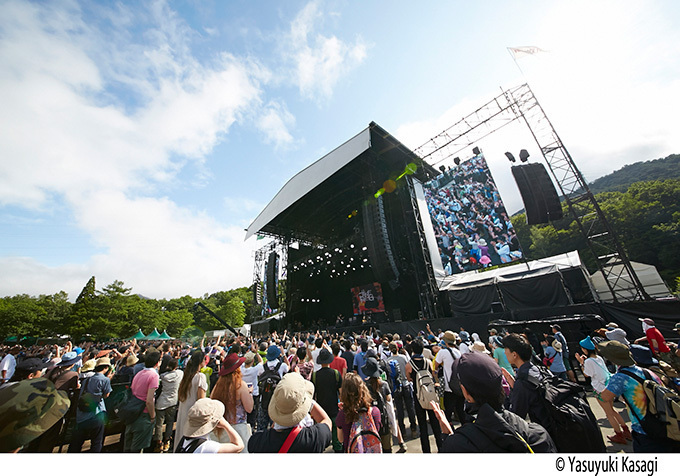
xmin=588 ymin=153 xmax=680 ymax=194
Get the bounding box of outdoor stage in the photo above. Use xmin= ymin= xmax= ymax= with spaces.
xmin=245 ymin=117 xmax=680 ymax=346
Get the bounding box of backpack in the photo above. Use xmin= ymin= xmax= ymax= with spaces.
xmin=369 ymin=382 xmax=391 ymax=437
xmin=619 ymin=369 xmax=680 ymax=443
xmin=258 ymin=361 xmax=283 ymax=410
xmin=412 ymin=357 xmax=438 ymax=409
xmin=445 ymin=348 xmax=463 ymax=396
xmin=525 ymin=370 xmax=606 ymax=453
xmin=386 ymin=360 xmax=402 ymax=393
xmin=175 ymin=436 xmax=207 ymax=453
xmin=348 ymin=408 xmax=383 ymax=453
xmin=77 ymin=377 xmax=103 ymax=413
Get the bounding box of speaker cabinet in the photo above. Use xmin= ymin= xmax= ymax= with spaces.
xmin=266 ymin=252 xmax=278 ymax=307
xmin=511 ymin=163 xmax=563 ymax=225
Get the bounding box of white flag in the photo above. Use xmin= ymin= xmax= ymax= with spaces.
xmin=507 ymin=46 xmax=547 ymax=59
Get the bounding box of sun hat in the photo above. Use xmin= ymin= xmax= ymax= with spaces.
xmin=551 ymin=341 xmax=563 ymax=352
xmin=57 ymin=351 xmax=82 ymax=368
xmin=125 ymin=354 xmax=139 ymax=366
xmin=73 ymin=347 xmax=84 ymax=355
xmin=579 ymin=336 xmax=596 ymax=351
xmin=80 ymin=359 xmax=96 ymax=373
xmin=471 ymin=341 xmax=490 ymax=354
xmin=606 ymin=322 xmax=619 ymax=330
xmin=639 ymin=318 xmax=655 ymax=326
xmin=268 ymin=373 xmax=314 ymax=428
xmin=443 ymin=331 xmax=458 ymax=345
xmin=316 ymin=348 xmax=334 ymax=365
xmin=456 ymin=352 xmax=502 ymax=398
xmin=673 ymin=322 xmax=680 ymax=332
xmin=0 ymin=378 xmax=70 ymax=452
xmin=244 ymin=351 xmax=256 ymax=365
xmin=94 ymin=357 xmax=111 ymax=371
xmin=597 ymin=340 xmax=635 ymax=367
xmin=266 ymin=345 xmax=282 ymax=361
xmin=361 ymin=357 xmax=382 ymax=379
xmin=478 ymin=238 xmax=487 ymax=246
xmin=184 ymin=399 xmax=225 ymax=438
xmin=218 ymin=353 xmax=245 ymax=376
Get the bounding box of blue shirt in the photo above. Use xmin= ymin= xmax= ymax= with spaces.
xmin=353 ymin=352 xmax=367 ymax=380
xmin=605 ymin=365 xmax=662 ymax=434
xmin=545 ymin=347 xmax=566 ymax=373
xmin=76 ymin=372 xmax=112 ymax=423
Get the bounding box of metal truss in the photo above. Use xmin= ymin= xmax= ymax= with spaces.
xmin=405 ymin=176 xmax=443 ymax=318
xmin=415 ymin=83 xmax=649 ymax=302
xmin=251 ymin=239 xmax=288 ymax=317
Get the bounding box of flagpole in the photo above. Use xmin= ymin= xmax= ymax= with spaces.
xmin=507 ymin=47 xmax=527 ymax=80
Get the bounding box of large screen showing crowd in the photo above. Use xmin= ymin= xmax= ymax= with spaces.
xmin=423 ymin=154 xmax=522 ymax=275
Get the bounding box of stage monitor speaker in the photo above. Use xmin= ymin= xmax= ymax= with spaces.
xmin=511 ymin=163 xmax=563 ymax=225
xmin=266 ymin=252 xmax=279 ymax=307
xmin=392 ymin=308 xmax=402 ymax=322
xmin=362 ymin=196 xmax=400 ymax=286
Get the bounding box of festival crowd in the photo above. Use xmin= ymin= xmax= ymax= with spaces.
xmin=423 ymin=155 xmax=522 ymax=274
xmin=1 ymin=317 xmax=679 ymax=454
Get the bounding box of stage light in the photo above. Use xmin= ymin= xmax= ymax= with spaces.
xmin=519 ymin=149 xmax=530 ymax=162
xmin=362 ymin=246 xmax=367 ymax=251
xmin=472 ymin=146 xmax=481 ymax=155
xmin=326 ymin=261 xmax=330 ymax=264
xmin=350 ymin=244 xmax=354 ymax=248
xmin=454 ymin=157 xmax=460 ymax=166
xmin=439 ymin=165 xmax=446 ymax=174
xmin=346 ymin=264 xmax=350 ymax=268
xmin=505 ymin=152 xmax=516 ymax=163
xmin=332 ymin=269 xmax=336 ymax=272
xmin=335 ymin=248 xmax=339 ymax=252
xmin=363 ymin=258 xmax=368 ymax=262
xmin=352 ymin=267 xmax=356 ymax=271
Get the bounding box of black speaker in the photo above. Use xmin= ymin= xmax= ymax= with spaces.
xmin=253 ymin=279 xmax=262 ymax=305
xmin=392 ymin=308 xmax=402 ymax=322
xmin=266 ymin=252 xmax=278 ymax=307
xmin=362 ymin=196 xmax=400 ymax=286
xmin=511 ymin=163 xmax=563 ymax=225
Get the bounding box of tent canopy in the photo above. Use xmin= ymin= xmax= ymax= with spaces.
xmin=159 ymin=330 xmax=172 ymax=340
xmin=130 ymin=329 xmax=146 ymax=340
xmin=590 ymin=260 xmax=672 ymax=302
xmin=144 ymin=328 xmax=161 ymax=340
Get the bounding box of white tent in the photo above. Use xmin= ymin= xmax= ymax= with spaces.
xmin=590 ymin=260 xmax=672 ymax=302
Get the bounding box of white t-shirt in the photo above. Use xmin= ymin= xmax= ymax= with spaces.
xmin=311 ymin=348 xmax=322 ymax=372
xmin=459 ymin=342 xmax=470 ymax=354
xmin=434 ymin=346 xmax=461 ymax=392
xmin=241 ymin=363 xmax=264 ymax=396
xmin=0 ymin=353 xmax=16 ymax=382
xmin=180 ymin=436 xmax=223 ymax=453
xmin=582 ymin=355 xmax=610 ymax=393
xmin=265 ymin=359 xmax=289 ymax=377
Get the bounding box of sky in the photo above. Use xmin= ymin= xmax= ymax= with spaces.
xmin=1 ymin=0 xmax=679 ymax=301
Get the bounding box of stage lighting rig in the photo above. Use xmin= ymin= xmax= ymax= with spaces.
xmin=519 ymin=149 xmax=530 ymax=162
xmin=505 ymin=152 xmax=516 ymax=163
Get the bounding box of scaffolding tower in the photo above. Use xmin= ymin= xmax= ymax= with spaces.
xmin=415 ymin=83 xmax=650 ymax=302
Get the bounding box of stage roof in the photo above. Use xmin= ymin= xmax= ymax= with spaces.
xmin=245 ymin=122 xmax=434 ymax=242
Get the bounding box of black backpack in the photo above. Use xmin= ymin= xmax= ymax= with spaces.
xmin=445 ymin=348 xmax=463 ymax=396
xmin=369 ymin=383 xmax=391 ymax=437
xmin=258 ymin=361 xmax=283 ymax=410
xmin=175 ymin=436 xmax=207 ymax=453
xmin=525 ymin=371 xmax=605 ymax=453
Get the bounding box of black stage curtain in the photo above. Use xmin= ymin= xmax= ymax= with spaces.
xmin=498 ymin=274 xmax=570 ymax=311
xmin=448 ymin=285 xmax=497 ymax=315
xmin=598 ymin=301 xmax=680 ymax=344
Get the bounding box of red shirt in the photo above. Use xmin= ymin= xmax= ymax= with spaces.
xmin=645 ymin=327 xmax=670 ymax=354
xmin=329 ymin=356 xmax=348 ymax=377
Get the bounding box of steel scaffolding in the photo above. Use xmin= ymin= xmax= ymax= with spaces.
xmin=415 ymin=83 xmax=649 ymax=302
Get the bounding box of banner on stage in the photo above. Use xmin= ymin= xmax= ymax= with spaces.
xmin=350 ymin=282 xmax=385 ymax=315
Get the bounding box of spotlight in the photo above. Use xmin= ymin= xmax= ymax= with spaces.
xmin=519 ymin=149 xmax=530 ymax=162
xmin=439 ymin=165 xmax=446 ymax=174
xmin=350 ymin=244 xmax=354 ymax=248
xmin=363 ymin=258 xmax=368 ymax=262
xmin=362 ymin=246 xmax=367 ymax=251
xmin=505 ymin=152 xmax=516 ymax=163
xmin=472 ymin=146 xmax=481 ymax=155
xmin=453 ymin=157 xmax=460 ymax=166
xmin=326 ymin=261 xmax=330 ymax=264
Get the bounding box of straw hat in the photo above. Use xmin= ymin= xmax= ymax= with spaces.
xmin=551 ymin=341 xmax=563 ymax=353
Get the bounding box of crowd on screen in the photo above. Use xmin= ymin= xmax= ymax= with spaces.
xmin=423 ymin=155 xmax=522 ymax=274
xmin=2 ymin=317 xmax=679 ymax=454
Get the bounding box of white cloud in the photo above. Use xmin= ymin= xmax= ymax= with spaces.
xmin=286 ymin=1 xmax=368 ymax=102
xmin=256 ymin=100 xmax=296 ymax=149
xmin=0 ymin=0 xmax=268 ymax=298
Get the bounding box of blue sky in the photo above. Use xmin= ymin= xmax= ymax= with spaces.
xmin=1 ymin=0 xmax=679 ymax=300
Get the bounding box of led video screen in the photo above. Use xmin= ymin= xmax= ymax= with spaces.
xmin=422 ymin=154 xmax=522 ymax=275
xmin=350 ymin=282 xmax=385 ymax=315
